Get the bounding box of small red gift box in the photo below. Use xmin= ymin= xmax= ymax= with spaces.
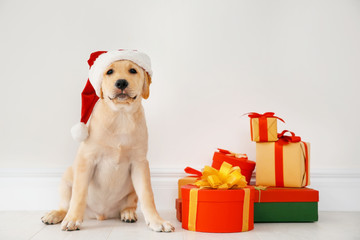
xmin=175 ymin=198 xmax=182 ymax=222
xmin=212 ymin=149 xmax=256 ymax=183
xmin=181 ymin=185 xmax=255 ymax=233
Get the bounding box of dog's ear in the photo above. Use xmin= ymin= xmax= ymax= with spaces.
xmin=142 ymin=72 xmax=152 ymax=99
xmin=100 ymin=87 xmax=104 ymax=99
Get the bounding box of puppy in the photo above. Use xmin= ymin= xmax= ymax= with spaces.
xmin=41 ymin=56 xmax=174 ymax=232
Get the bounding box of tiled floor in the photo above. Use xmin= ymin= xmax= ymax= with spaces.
xmin=0 ymin=211 xmax=359 ymax=240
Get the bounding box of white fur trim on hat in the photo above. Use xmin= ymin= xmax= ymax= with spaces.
xmin=71 ymin=122 xmax=89 ymax=142
xmin=88 ymin=50 xmax=152 ymax=96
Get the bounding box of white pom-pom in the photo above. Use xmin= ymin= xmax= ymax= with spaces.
xmin=71 ymin=122 xmax=89 ymax=141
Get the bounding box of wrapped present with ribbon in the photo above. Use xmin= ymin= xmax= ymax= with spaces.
xmin=246 ymin=112 xmax=285 ymax=142
xmin=177 ymin=167 xmax=202 ymax=199
xmin=212 ymin=148 xmax=255 ymax=183
xmin=256 ymin=130 xmax=310 ymax=187
xmin=254 ymin=186 xmax=319 ymax=222
xmin=176 ymin=167 xmax=202 ymax=222
xmin=181 ymin=162 xmax=254 ymax=233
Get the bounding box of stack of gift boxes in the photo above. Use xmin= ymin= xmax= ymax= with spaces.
xmin=175 ymin=112 xmax=319 ymax=233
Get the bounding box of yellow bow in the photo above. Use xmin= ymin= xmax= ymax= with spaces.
xmin=194 ymin=162 xmax=247 ymax=189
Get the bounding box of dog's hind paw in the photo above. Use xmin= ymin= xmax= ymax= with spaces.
xmin=41 ymin=210 xmax=66 ymax=225
xmin=120 ymin=208 xmax=137 ymax=223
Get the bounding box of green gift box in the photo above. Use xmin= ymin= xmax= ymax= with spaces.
xmin=254 ymin=187 xmax=319 ymax=222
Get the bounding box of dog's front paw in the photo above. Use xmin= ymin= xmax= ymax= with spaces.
xmin=41 ymin=210 xmax=66 ymax=225
xmin=120 ymin=207 xmax=137 ymax=223
xmin=147 ymin=218 xmax=174 ymax=232
xmin=61 ymin=214 xmax=82 ymax=231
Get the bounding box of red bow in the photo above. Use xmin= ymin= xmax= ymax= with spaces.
xmin=218 ymin=148 xmax=248 ymax=159
xmin=277 ymin=130 xmax=301 ymax=144
xmin=245 ymin=112 xmax=285 ymax=123
xmin=184 ymin=167 xmax=202 ymax=178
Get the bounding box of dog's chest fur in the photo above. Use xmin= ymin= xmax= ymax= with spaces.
xmin=85 ymin=102 xmax=146 ymax=218
xmin=87 ymin=154 xmax=133 ymax=218
xmin=111 ymin=111 xmax=137 ymax=147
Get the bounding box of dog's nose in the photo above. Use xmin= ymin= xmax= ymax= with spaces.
xmin=115 ymin=79 xmax=128 ymax=90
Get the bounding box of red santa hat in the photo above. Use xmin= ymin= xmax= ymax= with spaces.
xmin=71 ymin=49 xmax=152 ymax=142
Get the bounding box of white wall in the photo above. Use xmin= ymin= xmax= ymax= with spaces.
xmin=0 ymin=1 xmax=359 ymax=174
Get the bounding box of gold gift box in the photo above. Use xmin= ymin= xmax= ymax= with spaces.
xmin=178 ymin=177 xmax=197 ymax=199
xmin=251 ymin=117 xmax=278 ymax=142
xmin=256 ymin=141 xmax=310 ymax=187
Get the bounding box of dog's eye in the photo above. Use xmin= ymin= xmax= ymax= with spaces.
xmin=129 ymin=68 xmax=137 ymax=74
xmin=106 ymin=69 xmax=113 ymax=75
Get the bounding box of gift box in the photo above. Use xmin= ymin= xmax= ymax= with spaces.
xmin=212 ymin=148 xmax=255 ymax=183
xmin=256 ymin=130 xmax=310 ymax=187
xmin=247 ymin=112 xmax=285 ymax=142
xmin=181 ymin=162 xmax=253 ymax=233
xmin=175 ymin=198 xmax=182 ymax=222
xmin=182 ymin=185 xmax=255 ymax=232
xmin=254 ymin=187 xmax=319 ymax=222
xmin=176 ymin=167 xmax=202 ymax=221
xmin=178 ymin=177 xmax=197 ymax=199
xmin=177 ymin=167 xmax=202 ymax=198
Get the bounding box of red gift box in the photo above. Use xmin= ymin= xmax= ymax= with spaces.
xmin=254 ymin=187 xmax=319 ymax=222
xmin=212 ymin=148 xmax=256 ymax=183
xmin=181 ymin=185 xmax=255 ymax=233
xmin=175 ymin=198 xmax=182 ymax=222
xmin=254 ymin=187 xmax=318 ymax=202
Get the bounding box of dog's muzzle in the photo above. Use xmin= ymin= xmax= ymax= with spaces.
xmin=108 ymin=93 xmax=137 ymax=101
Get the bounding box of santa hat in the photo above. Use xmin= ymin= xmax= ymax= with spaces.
xmin=71 ymin=49 xmax=152 ymax=142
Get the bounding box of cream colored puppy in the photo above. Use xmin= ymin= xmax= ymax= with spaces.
xmin=41 ymin=59 xmax=174 ymax=232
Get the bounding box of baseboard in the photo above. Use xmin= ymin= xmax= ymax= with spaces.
xmin=0 ymin=168 xmax=359 ymax=211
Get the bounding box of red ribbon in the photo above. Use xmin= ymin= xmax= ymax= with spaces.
xmin=303 ymin=143 xmax=309 ymax=186
xmin=218 ymin=148 xmax=231 ymax=154
xmin=184 ymin=167 xmax=202 ymax=178
xmin=217 ymin=148 xmax=248 ymax=159
xmin=275 ymin=143 xmax=285 ymax=187
xmin=245 ymin=112 xmax=285 ymax=123
xmin=275 ymin=130 xmax=301 ymax=187
xmin=259 ymin=118 xmax=268 ymax=141
xmin=274 ymin=130 xmax=309 ymax=187
xmin=277 ymin=130 xmax=301 ymax=144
